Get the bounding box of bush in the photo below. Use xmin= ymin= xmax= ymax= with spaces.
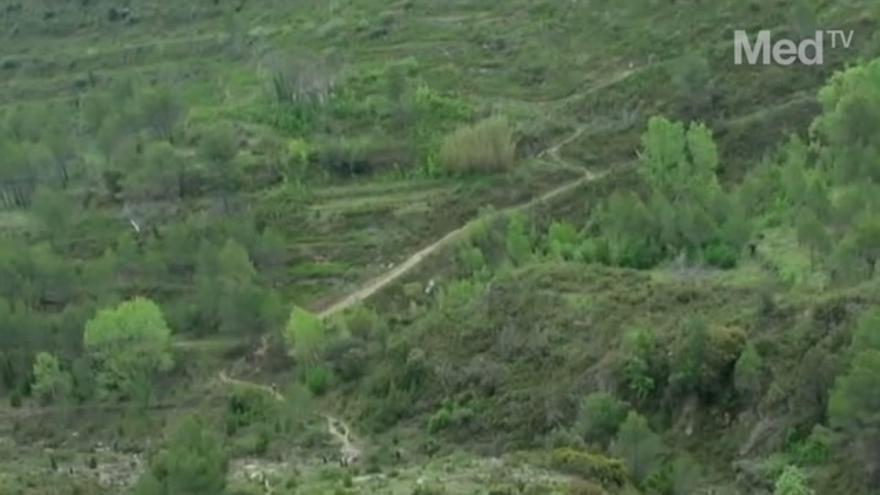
xmin=794 ymin=425 xmax=832 ymax=466
xmin=612 ymin=412 xmax=663 ymax=485
xmin=303 ymin=366 xmax=332 ymax=396
xmin=566 ymin=480 xmax=607 ymax=495
xmin=427 ymin=401 xmax=474 ymax=434
xmin=133 ymin=417 xmax=227 ymax=495
xmin=342 ymin=305 xmax=385 ymax=343
xmin=314 ymin=136 xmax=415 ymax=177
xmin=670 ymin=321 xmax=746 ymax=401
xmin=506 ymin=213 xmax=533 ymax=266
xmin=324 ymin=337 xmax=369 ymax=382
xmin=282 ymin=306 xmax=325 ymax=363
xmin=703 ymin=241 xmax=739 ymax=269
xmin=438 ymin=116 xmax=516 ymax=174
xmin=412 ymin=483 xmax=448 ymax=495
xmin=427 ymin=407 xmax=451 ymax=434
xmin=615 ymin=238 xmax=664 ymax=270
xmin=576 ymin=392 xmax=629 ymax=447
xmin=550 ymin=448 xmax=628 ymax=488
xmin=773 ymin=465 xmax=813 ymax=495
xmin=31 ymin=352 xmax=72 ymax=405
xmin=225 ymin=387 xmax=278 ymax=435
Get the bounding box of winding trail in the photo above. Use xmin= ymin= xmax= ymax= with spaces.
xmin=217 ymin=371 xmax=284 ymax=402
xmin=316 ymin=166 xmax=613 ymax=318
xmin=216 ymin=121 xmax=619 ymax=464
xmin=325 ymin=415 xmax=362 ymax=464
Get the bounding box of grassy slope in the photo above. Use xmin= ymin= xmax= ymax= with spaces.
xmin=1 ymin=0 xmax=878 ymax=494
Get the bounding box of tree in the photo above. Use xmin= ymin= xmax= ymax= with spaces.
xmin=670 ymin=320 xmax=746 ymax=401
xmin=216 ymin=239 xmax=256 ymax=291
xmin=773 ymin=465 xmax=813 ymax=495
xmin=796 ymin=209 xmax=830 ymax=270
xmin=123 ymin=141 xmax=185 ymax=201
xmin=841 ymin=212 xmax=880 ymax=278
xmin=576 ymin=392 xmax=629 ymax=447
xmin=506 ymin=213 xmax=532 ymax=266
xmin=282 ymin=306 xmax=324 ymax=363
xmin=853 ymin=309 xmax=880 ymax=352
xmin=619 ymin=327 xmax=664 ymax=404
xmin=200 ymin=123 xmax=240 ymax=211
xmin=134 ymin=416 xmax=227 ymax=495
xmin=612 ymin=411 xmax=664 ymax=485
xmin=83 ymin=298 xmax=174 ymax=401
xmin=31 ymin=352 xmax=72 ymax=405
xmin=829 ymin=348 xmax=880 ymax=484
xmin=600 ymin=116 xmax=741 ymax=269
xmin=670 ymin=51 xmax=713 ymax=117
xmin=343 ymin=304 xmax=387 ymax=348
xmin=30 ymin=186 xmax=79 ymax=246
xmin=210 ymin=239 xmax=283 ymax=336
xmin=138 ymin=87 xmax=186 ymax=141
xmin=733 ymin=343 xmax=763 ymax=405
xmin=639 ymin=116 xmax=687 ymax=197
xmin=669 ymin=455 xmax=704 ymax=495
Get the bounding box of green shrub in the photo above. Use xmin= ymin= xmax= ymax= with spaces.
xmin=304 ymin=366 xmax=332 ymax=396
xmin=438 ymin=116 xmax=516 ymax=174
xmin=458 ymin=244 xmax=487 ymax=277
xmin=550 ymin=448 xmax=627 ymax=487
xmin=427 ymin=407 xmax=451 ymax=434
xmin=773 ymin=465 xmax=813 ymax=495
xmin=612 ymin=412 xmax=663 ymax=485
xmin=566 ymin=480 xmax=607 ymax=495
xmin=231 ymin=429 xmax=270 ymax=456
xmin=788 ymin=425 xmax=831 ymax=466
xmin=670 ymin=320 xmax=746 ymax=400
xmin=547 ymin=221 xmax=581 ymax=260
xmin=703 ymin=241 xmax=739 ymax=269
xmin=133 ymin=417 xmax=227 ymax=495
xmin=618 ymin=327 xmax=665 ymax=404
xmin=427 ymin=401 xmax=474 ymax=434
xmin=576 ymin=392 xmax=629 ymax=447
xmin=315 ymin=136 xmax=415 ymax=176
xmin=31 ymin=352 xmax=72 ymax=405
xmin=615 ymin=238 xmax=664 ymax=270
xmin=506 ymin=212 xmax=533 ymax=266
xmin=283 ymin=306 xmax=325 ymax=363
xmin=412 ymin=482 xmax=448 ymax=495
xmin=343 ymin=305 xmax=385 ymax=343
xmin=225 ymin=387 xmax=278 ymax=435
xmin=324 ymin=337 xmax=369 ymax=382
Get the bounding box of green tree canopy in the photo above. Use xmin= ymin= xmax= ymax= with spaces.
xmin=134 ymin=416 xmax=227 ymax=495
xmin=83 ymin=297 xmax=173 ymax=400
xmin=282 ymin=306 xmax=324 ymax=363
xmin=773 ymin=465 xmax=814 ymax=495
xmin=31 ymin=352 xmax=72 ymax=405
xmin=733 ymin=342 xmax=763 ymax=404
xmin=612 ymin=411 xmax=664 ymax=484
xmin=576 ymin=392 xmax=629 ymax=447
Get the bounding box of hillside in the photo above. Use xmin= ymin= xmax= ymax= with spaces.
xmin=2 ymin=1 xmax=880 ymax=494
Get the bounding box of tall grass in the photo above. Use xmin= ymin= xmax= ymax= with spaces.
xmin=439 ymin=116 xmax=517 ymax=174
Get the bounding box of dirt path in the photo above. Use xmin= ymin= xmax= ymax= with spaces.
xmin=315 ymin=166 xmax=607 ymax=319
xmin=217 ymin=370 xmax=284 ymax=402
xmin=325 ymin=415 xmax=362 ymax=464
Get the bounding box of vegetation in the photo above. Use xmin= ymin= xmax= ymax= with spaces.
xmin=2 ymin=1 xmax=880 ymax=494
xmin=438 ymin=116 xmax=517 ymax=174
xmin=83 ymin=298 xmax=174 ymax=402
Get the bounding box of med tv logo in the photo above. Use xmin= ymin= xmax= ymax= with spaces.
xmin=734 ymin=29 xmax=854 ymax=66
